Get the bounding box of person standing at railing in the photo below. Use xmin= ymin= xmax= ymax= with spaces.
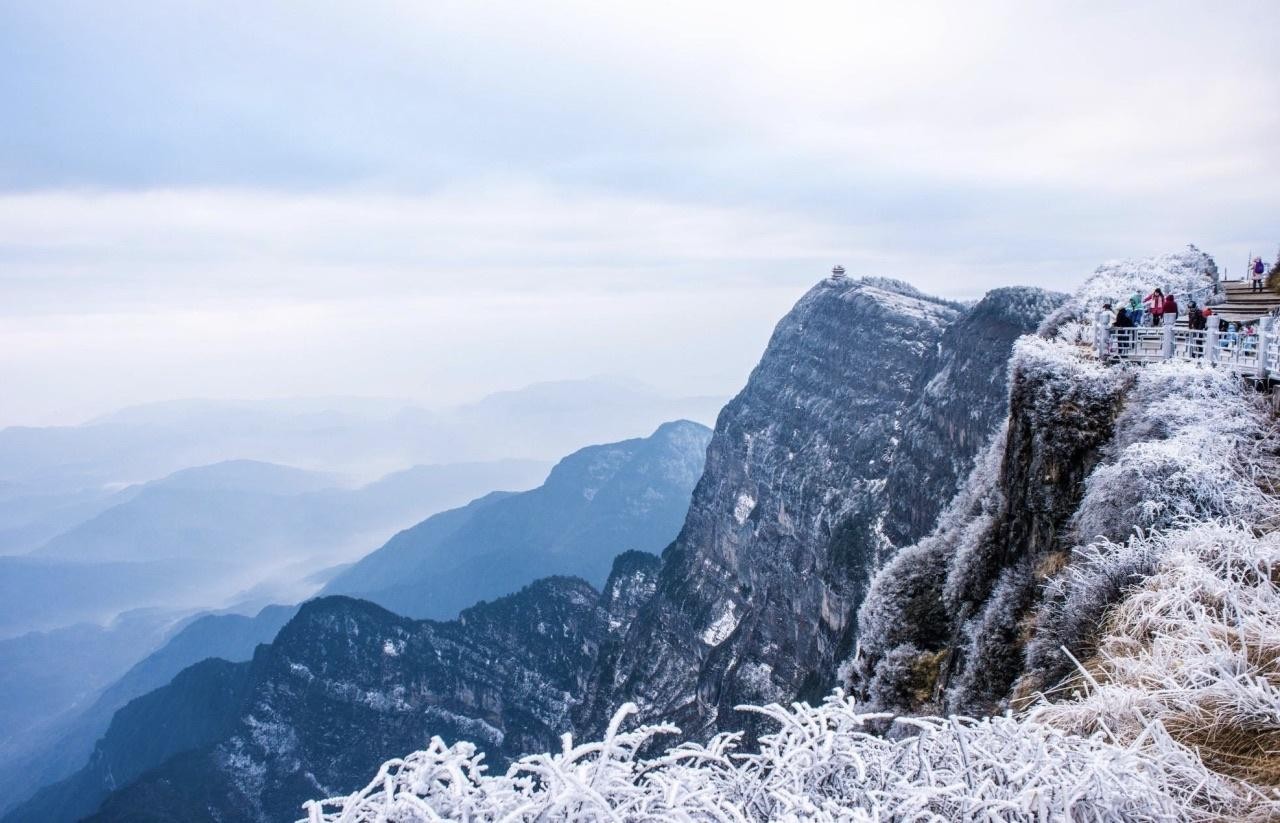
xmin=1252 ymin=257 xmax=1266 ymax=293
xmin=1162 ymin=292 xmax=1179 ymax=326
xmin=1127 ymin=294 xmax=1144 ymax=327
xmin=1187 ymin=301 xmax=1206 ymax=358
xmin=1113 ymin=303 xmax=1134 ymax=355
xmin=1145 ymin=288 xmax=1165 ymax=326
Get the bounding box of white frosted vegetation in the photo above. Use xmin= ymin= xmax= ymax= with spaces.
xmin=1039 ymin=245 xmax=1218 ymax=338
xmin=1073 ymin=359 xmax=1280 ymax=543
xmin=301 ymin=693 xmax=1206 ymax=823
xmin=1033 ymin=523 xmax=1280 ymax=820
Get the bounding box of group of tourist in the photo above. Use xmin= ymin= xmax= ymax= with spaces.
xmin=1105 ymin=289 xmax=1184 ymax=328
xmin=1100 ymin=291 xmax=1262 ymax=359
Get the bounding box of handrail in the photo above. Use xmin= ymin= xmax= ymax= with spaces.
xmin=1099 ymin=316 xmax=1275 ymax=378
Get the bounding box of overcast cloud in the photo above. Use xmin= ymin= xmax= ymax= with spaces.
xmin=2 ymin=0 xmax=1278 ymax=425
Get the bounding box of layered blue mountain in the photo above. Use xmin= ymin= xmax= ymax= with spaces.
xmin=323 ymin=420 xmax=712 ymax=620
xmin=0 ymin=606 xmax=297 ymax=817
xmin=9 ymin=558 xmax=661 ymax=823
xmin=0 ymin=378 xmax=723 ymax=503
xmin=6 ymin=458 xmax=550 ymax=637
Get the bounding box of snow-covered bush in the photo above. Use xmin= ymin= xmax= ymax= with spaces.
xmin=303 ymin=692 xmax=1211 ymax=823
xmin=1072 ymin=359 xmax=1280 ymax=543
xmin=1033 ymin=523 xmax=1280 ymax=819
xmin=1039 ymin=246 xmax=1217 ymax=339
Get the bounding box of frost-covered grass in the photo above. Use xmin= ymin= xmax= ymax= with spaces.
xmin=1033 ymin=523 xmax=1280 ymax=820
xmin=1073 ymin=358 xmax=1280 ymax=543
xmin=301 ymin=692 xmax=1211 ymax=823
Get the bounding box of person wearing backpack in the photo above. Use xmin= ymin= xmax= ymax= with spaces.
xmin=1253 ymin=256 xmax=1267 ymax=293
xmin=1162 ymin=293 xmax=1178 ymax=326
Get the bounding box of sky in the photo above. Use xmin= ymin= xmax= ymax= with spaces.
xmin=2 ymin=0 xmax=1278 ymax=426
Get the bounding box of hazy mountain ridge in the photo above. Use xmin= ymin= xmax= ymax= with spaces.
xmin=0 ymin=605 xmax=299 ymax=817
xmin=323 ymin=420 xmax=711 ymax=620
xmin=0 ymin=378 xmax=724 ymax=497
xmin=13 ymin=556 xmax=663 ymax=823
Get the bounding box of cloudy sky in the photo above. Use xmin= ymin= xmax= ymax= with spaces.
xmin=2 ymin=0 xmax=1277 ymax=426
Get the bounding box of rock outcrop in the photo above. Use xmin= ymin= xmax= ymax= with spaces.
xmin=580 ymin=278 xmax=1065 ymax=738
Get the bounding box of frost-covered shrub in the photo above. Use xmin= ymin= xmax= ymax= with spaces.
xmin=1039 ymin=246 xmax=1218 ymax=339
xmin=1073 ymin=360 xmax=1279 ymax=544
xmin=1033 ymin=523 xmax=1280 ymax=818
xmin=303 ymin=692 xmax=1212 ymax=823
xmin=1023 ymin=533 xmax=1164 ymax=692
xmin=851 ymin=428 xmax=1006 ymax=712
xmin=945 ymin=561 xmax=1037 ymax=714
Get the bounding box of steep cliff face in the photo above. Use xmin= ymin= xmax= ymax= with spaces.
xmin=582 ymin=278 xmax=1064 ymax=738
xmin=878 ymin=286 xmax=1068 ymax=549
xmin=853 ymin=249 xmax=1276 ymax=718
xmin=19 ymin=556 xmax=663 ymax=823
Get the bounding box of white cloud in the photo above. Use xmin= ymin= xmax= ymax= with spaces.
xmin=1 ymin=0 xmax=1277 ymax=425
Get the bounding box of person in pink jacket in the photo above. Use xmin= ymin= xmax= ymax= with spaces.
xmin=1144 ymin=288 xmax=1165 ymax=326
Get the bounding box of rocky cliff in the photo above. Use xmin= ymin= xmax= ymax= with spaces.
xmin=851 ymin=249 xmax=1275 ymax=718
xmin=579 ymin=277 xmax=1065 ymax=738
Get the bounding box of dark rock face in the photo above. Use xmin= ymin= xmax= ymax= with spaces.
xmin=581 ymin=279 xmax=1065 ymax=739
xmin=323 ymin=420 xmax=710 ymax=620
xmin=853 ymin=338 xmax=1129 ymax=717
xmin=38 ymin=556 xmax=662 ymax=823
xmin=878 ymin=287 xmax=1068 ymax=548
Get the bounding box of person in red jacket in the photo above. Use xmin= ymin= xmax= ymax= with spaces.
xmin=1162 ymin=293 xmax=1179 ymax=326
xmin=1145 ymin=288 xmax=1165 ymax=326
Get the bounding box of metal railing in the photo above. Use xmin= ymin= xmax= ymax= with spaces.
xmin=1100 ymin=317 xmax=1275 ymax=377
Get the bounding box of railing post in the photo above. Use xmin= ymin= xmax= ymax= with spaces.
xmin=1259 ymin=317 xmax=1273 ymax=380
xmin=1161 ymin=321 xmax=1174 ymax=359
xmin=1207 ymin=315 xmax=1220 ymax=365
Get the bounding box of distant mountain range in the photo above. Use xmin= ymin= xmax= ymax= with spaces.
xmin=0 ymin=606 xmax=296 ymax=818
xmin=3 ymin=458 xmax=550 ymax=638
xmin=0 ymin=377 xmax=725 ymax=505
xmin=324 ymin=419 xmax=712 ymax=619
xmin=1 ymin=420 xmax=712 ymax=818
